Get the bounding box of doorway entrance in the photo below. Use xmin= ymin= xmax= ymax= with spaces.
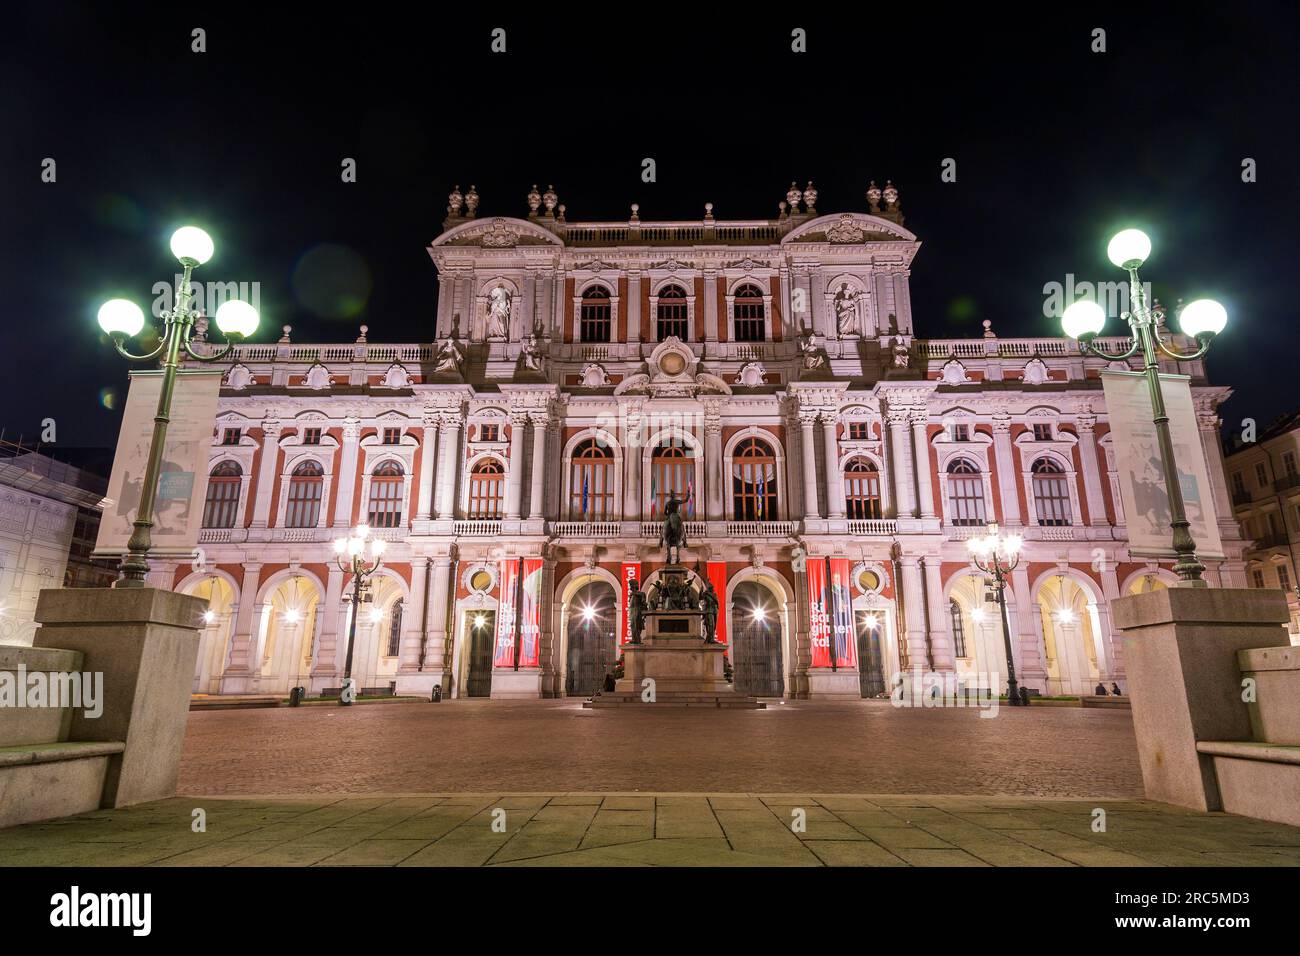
xmin=856 ymin=613 xmax=886 ymax=698
xmin=566 ymin=580 xmax=617 ymax=696
xmin=465 ymin=610 xmax=495 ymax=698
xmin=731 ymin=580 xmax=784 ymax=697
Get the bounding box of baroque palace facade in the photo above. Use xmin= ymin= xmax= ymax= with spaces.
xmin=167 ymin=181 xmax=1246 ymax=700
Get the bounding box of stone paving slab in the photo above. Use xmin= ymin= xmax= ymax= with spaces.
xmin=4 ymin=793 xmax=1300 ymax=867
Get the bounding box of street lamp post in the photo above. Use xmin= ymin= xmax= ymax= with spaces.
xmin=333 ymin=524 xmax=386 ymax=705
xmin=98 ymin=226 xmax=259 ymax=587
xmin=967 ymin=522 xmax=1025 ymax=706
xmin=1060 ymin=229 xmax=1228 ymax=586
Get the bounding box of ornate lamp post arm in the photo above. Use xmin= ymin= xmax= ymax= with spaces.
xmin=334 ymin=527 xmax=385 ymax=706
xmin=968 ymin=525 xmax=1024 ymax=705
xmin=99 ymin=229 xmax=258 ymax=587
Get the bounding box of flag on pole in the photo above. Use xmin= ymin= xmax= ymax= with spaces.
xmin=756 ymin=472 xmax=765 ymax=519
xmin=650 ymin=469 xmax=657 ymax=516
xmin=582 ymin=471 xmax=589 ymax=518
xmin=687 ymin=477 xmax=695 ymax=517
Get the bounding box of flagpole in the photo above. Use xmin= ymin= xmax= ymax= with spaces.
xmin=512 ymin=555 xmax=524 ymax=671
xmin=824 ymin=556 xmax=837 ymax=672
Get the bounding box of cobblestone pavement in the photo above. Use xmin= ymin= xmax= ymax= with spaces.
xmin=4 ymin=793 xmax=1300 ymax=867
xmin=178 ymin=699 xmax=1144 ymax=797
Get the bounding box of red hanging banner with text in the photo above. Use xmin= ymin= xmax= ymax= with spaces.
xmin=807 ymin=557 xmax=832 ymax=668
xmin=827 ymin=556 xmax=858 ymax=668
xmin=707 ymin=561 xmax=728 ymax=645
xmin=620 ymin=562 xmax=641 ymax=645
xmin=494 ymin=559 xmax=519 ymax=667
xmin=518 ymin=557 xmax=543 ymax=668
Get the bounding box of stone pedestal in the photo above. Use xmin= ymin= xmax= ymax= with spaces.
xmin=618 ymin=609 xmax=731 ymax=695
xmin=32 ymin=587 xmax=205 ymax=809
xmin=1111 ymin=587 xmax=1289 ymax=813
xmin=491 ymin=667 xmax=544 ymax=699
xmin=808 ymin=669 xmax=862 ymax=699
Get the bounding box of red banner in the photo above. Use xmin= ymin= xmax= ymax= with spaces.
xmin=807 ymin=556 xmax=832 ymax=668
xmin=707 ymin=561 xmax=728 ymax=645
xmin=828 ymin=556 xmax=858 ymax=668
xmin=620 ymin=562 xmax=641 ymax=645
xmin=494 ymin=558 xmax=544 ymax=667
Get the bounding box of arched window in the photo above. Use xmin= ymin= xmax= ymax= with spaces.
xmin=569 ymin=438 xmax=615 ymax=520
xmin=367 ymin=460 xmax=405 ymax=528
xmin=580 ymin=285 xmax=612 ymax=343
xmin=732 ymin=437 xmax=777 ymax=521
xmin=844 ymin=458 xmax=882 ymax=519
xmin=386 ymin=601 xmax=403 ymax=657
xmin=656 ymin=284 xmax=688 ymax=341
xmin=949 ymin=600 xmax=968 ymax=658
xmin=285 ymin=460 xmax=324 ymax=529
xmin=202 ymin=461 xmax=242 ymax=529
xmin=468 ymin=458 xmax=505 ymax=518
xmin=946 ymin=458 xmax=986 ymax=526
xmin=733 ymin=284 xmax=766 ymax=342
xmin=650 ymin=438 xmax=695 ymax=518
xmin=1031 ymin=457 xmax=1072 ymax=526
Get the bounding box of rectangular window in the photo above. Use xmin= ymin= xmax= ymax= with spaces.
xmin=1252 ymin=569 xmax=1265 ymax=589
xmin=1278 ymin=565 xmax=1292 ymax=593
xmin=386 ymin=603 xmax=403 ymax=657
xmin=383 ymin=428 xmax=401 ymax=445
xmin=1231 ymin=472 xmax=1246 ymax=496
xmin=303 ymin=428 xmax=322 ymax=445
xmin=1033 ymin=423 xmax=1053 ymax=441
xmin=1285 ymin=452 xmax=1297 ymax=477
xmin=1256 ymin=463 xmax=1269 ymax=488
xmin=848 ymin=422 xmax=870 ymax=440
xmin=949 ymin=602 xmax=967 ymax=658
xmin=221 ymin=428 xmax=241 ymax=446
xmin=480 ymin=423 xmax=500 ymax=442
xmin=951 ymin=424 xmax=969 ymax=442
xmin=947 ymin=476 xmax=987 ymax=526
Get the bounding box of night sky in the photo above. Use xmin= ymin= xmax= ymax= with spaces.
xmin=3 ymin=3 xmax=1297 ymax=461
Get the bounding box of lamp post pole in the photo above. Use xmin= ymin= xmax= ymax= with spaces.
xmin=98 ymin=227 xmax=259 ymax=587
xmin=968 ymin=522 xmax=1024 ymax=706
xmin=1061 ymin=229 xmax=1228 ymax=586
xmin=333 ymin=524 xmax=386 ymax=705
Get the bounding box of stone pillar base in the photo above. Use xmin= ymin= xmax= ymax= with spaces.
xmin=394 ymin=673 xmax=443 ymax=697
xmin=33 ymin=587 xmax=205 ymax=809
xmin=1111 ymin=587 xmax=1289 ymax=812
xmin=808 ymin=670 xmax=862 ymax=699
xmin=491 ymin=668 xmax=544 ymax=699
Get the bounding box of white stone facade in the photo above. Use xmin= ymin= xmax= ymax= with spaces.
xmin=166 ymin=186 xmax=1247 ymax=699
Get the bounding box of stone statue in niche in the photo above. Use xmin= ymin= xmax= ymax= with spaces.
xmin=833 ymin=283 xmax=864 ymax=336
xmin=799 ymin=330 xmax=827 ymax=370
xmin=892 ymin=338 xmax=910 ymax=368
xmin=486 ymin=285 xmax=511 ymax=339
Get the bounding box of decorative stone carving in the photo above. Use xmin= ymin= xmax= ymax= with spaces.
xmin=486 ymin=285 xmax=512 ymax=338
xmin=799 ymin=331 xmax=828 ymax=370
xmin=520 ymin=332 xmax=543 ymax=372
xmin=892 ymin=338 xmax=911 ymax=368
xmin=379 ymin=363 xmax=412 ymax=389
xmin=224 ymin=364 xmax=253 ymax=390
xmin=480 ymin=218 xmax=518 ymax=248
xmin=827 ymin=214 xmax=867 ymax=244
xmin=433 ymin=338 xmax=463 ymax=376
xmin=526 ymin=184 xmax=541 ymax=216
xmin=579 ymin=363 xmax=611 ymax=388
xmin=302 ymin=364 xmax=333 ymax=390
xmin=833 ymin=282 xmax=866 ymax=335
xmin=940 ymin=360 xmax=970 ymax=385
xmin=735 ymin=362 xmax=767 ymax=387
xmin=1022 ymin=358 xmax=1050 ymax=385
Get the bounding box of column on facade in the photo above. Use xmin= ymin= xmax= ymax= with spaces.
xmin=459 ymin=274 xmax=474 ymax=338
xmin=790 ymin=267 xmax=812 ymax=334
xmin=1075 ymin=413 xmax=1108 ymax=526
xmin=704 ymin=402 xmax=724 ymax=521
xmin=537 ymin=558 xmax=558 ymax=695
xmin=424 ymin=553 xmax=454 ymax=680
xmin=521 ymin=272 xmax=536 ymax=339
xmin=799 ymin=408 xmax=821 ymax=520
xmin=991 ymin=414 xmax=1021 ymax=526
xmin=418 ymin=414 xmax=439 ymax=520
xmin=528 ymin=411 xmax=548 ymax=520
xmin=435 ymin=416 xmax=462 ymax=520
xmin=331 ymin=418 xmax=361 ymax=528
xmin=922 ymin=556 xmax=955 ymax=671
xmin=1097 ymin=562 xmax=1124 ymax=681
xmin=911 ymin=408 xmax=935 ymax=519
xmin=398 ymin=559 xmax=430 ymax=674
xmin=623 ymin=404 xmax=642 ymax=521
xmin=223 ymin=563 xmax=263 ymax=674
xmin=886 ymin=408 xmax=916 ymax=518
xmin=823 ymin=413 xmax=845 ymax=519
xmin=810 ymin=268 xmax=829 ymax=339
xmin=893 ymin=272 xmax=913 ymax=333
xmin=505 ymin=410 xmax=527 ymax=519
xmin=436 ymin=274 xmax=452 ymax=338
xmin=546 ymin=419 xmax=563 ymax=518
xmin=899 ymin=557 xmax=930 ymax=668
xmin=1195 ymin=401 xmax=1235 ymax=531
xmin=311 ymin=564 xmax=345 ymax=681
xmin=249 ymin=422 xmax=282 ymax=527
xmin=703 ymin=270 xmax=719 ymax=343
xmin=626 ymin=272 xmax=642 ymax=343
xmin=1010 ymin=564 xmax=1046 ymax=685
xmin=778 ymin=265 xmax=795 ymax=340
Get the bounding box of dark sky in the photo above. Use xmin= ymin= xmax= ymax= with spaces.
xmin=3 ymin=2 xmax=1297 ymax=457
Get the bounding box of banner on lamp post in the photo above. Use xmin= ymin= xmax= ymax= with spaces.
xmin=93 ymin=368 xmax=223 ymax=558
xmin=1100 ymin=370 xmax=1224 ymax=559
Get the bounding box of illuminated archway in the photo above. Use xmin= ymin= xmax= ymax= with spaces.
xmin=1035 ymin=573 xmax=1104 ymax=695
xmin=181 ymin=573 xmax=237 ymax=694
xmin=256 ymin=574 xmax=322 ymax=694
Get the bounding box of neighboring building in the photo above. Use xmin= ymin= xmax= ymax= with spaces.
xmin=1224 ymin=411 xmax=1300 ymax=640
xmin=160 ymin=181 xmax=1247 ymax=699
xmin=0 ymin=438 xmax=115 ymax=645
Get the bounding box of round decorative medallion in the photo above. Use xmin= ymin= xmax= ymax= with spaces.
xmin=660 ymin=352 xmax=686 ymax=376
